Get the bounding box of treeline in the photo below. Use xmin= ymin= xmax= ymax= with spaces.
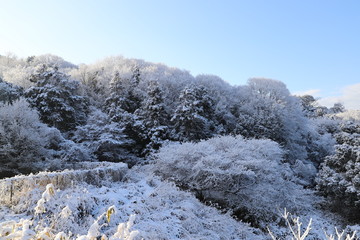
xmin=0 ymin=54 xmax=359 ymax=226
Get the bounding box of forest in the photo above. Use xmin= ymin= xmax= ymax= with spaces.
xmin=0 ymin=53 xmax=359 ymax=239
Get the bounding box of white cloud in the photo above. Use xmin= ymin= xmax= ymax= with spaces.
xmin=292 ymin=89 xmax=321 ymax=97
xmin=318 ymin=83 xmax=360 ymax=110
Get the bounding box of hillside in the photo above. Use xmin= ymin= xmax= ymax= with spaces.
xmin=0 ymin=54 xmax=359 ymax=239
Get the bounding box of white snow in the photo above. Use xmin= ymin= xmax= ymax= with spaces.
xmin=0 ymin=164 xmax=265 ymax=239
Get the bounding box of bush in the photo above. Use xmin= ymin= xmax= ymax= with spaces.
xmin=0 ymin=166 xmax=264 ymax=239
xmin=0 ymin=98 xmax=63 ymax=176
xmin=317 ymin=121 xmax=360 ymax=222
xmin=153 ymin=135 xmax=311 ymax=228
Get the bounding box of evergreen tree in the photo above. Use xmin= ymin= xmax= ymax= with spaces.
xmin=171 ymin=85 xmax=215 ymax=142
xmin=127 ymin=65 xmax=142 ymax=113
xmin=104 ymin=71 xmax=127 ymax=122
xmin=104 ymin=67 xmax=143 ymax=119
xmin=0 ymin=77 xmax=23 ymax=104
xmin=136 ymin=80 xmax=170 ymax=151
xmin=24 ymin=65 xmax=88 ymax=132
xmin=73 ymin=109 xmax=136 ymax=165
xmin=104 ymin=68 xmax=147 ymax=156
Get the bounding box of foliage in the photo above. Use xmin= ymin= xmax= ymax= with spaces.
xmin=236 ymin=78 xmax=312 ymax=162
xmin=0 ymin=184 xmax=139 ymax=240
xmin=317 ymin=121 xmax=360 ymax=222
xmin=153 ymin=135 xmax=313 ymax=228
xmin=171 ymin=84 xmax=215 ymax=142
xmin=25 ymin=65 xmax=88 ymax=132
xmin=335 ymin=110 xmax=360 ymax=122
xmin=72 ymin=109 xmax=135 ymax=164
xmin=135 ymin=80 xmax=170 ymax=152
xmin=103 ymin=69 xmax=148 ymax=156
xmin=0 ymin=98 xmax=63 ymax=177
xmin=268 ymin=209 xmax=357 ymax=240
xmin=0 ymin=166 xmax=264 ymax=239
xmin=0 ymin=77 xmax=22 ymax=104
xmin=2 ymin=53 xmax=360 ymax=237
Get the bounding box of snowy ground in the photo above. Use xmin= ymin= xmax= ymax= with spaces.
xmin=0 ymin=163 xmax=265 ymax=239
xmin=0 ymin=162 xmax=358 ymax=239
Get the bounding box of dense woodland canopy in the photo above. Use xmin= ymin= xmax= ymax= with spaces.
xmin=0 ymin=54 xmax=360 ymax=238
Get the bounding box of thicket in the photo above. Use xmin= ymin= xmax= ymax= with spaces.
xmin=317 ymin=120 xmax=360 ymax=222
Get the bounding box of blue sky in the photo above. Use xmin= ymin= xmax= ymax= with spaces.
xmin=1 ymin=0 xmax=360 ymax=108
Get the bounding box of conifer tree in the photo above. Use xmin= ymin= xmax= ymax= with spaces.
xmin=0 ymin=77 xmax=22 ymax=104
xmin=171 ymin=85 xmax=215 ymax=142
xmin=73 ymin=109 xmax=135 ymax=164
xmin=104 ymin=68 xmax=147 ymax=156
xmin=25 ymin=65 xmax=88 ymax=132
xmin=136 ymin=80 xmax=170 ymax=151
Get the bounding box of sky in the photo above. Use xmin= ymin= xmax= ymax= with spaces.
xmin=0 ymin=0 xmax=359 ymax=109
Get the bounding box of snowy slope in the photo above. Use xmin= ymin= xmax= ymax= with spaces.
xmin=0 ymin=163 xmax=265 ymax=240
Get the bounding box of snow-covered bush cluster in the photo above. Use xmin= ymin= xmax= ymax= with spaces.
xmin=0 ymin=98 xmax=63 ymax=177
xmin=0 ymin=53 xmax=359 ymax=239
xmin=0 ymin=167 xmax=265 ymax=239
xmin=317 ymin=120 xmax=360 ymax=221
xmin=268 ymin=209 xmax=358 ymax=240
xmin=153 ymin=135 xmax=313 ymax=228
xmin=1 ymin=187 xmax=139 ymax=240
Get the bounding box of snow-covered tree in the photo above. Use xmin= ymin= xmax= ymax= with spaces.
xmin=25 ymin=65 xmax=88 ymax=132
xmin=137 ymin=81 xmax=168 ymax=128
xmin=317 ymin=120 xmax=360 ymax=221
xmin=0 ymin=77 xmax=22 ymax=104
xmin=72 ymin=109 xmax=136 ymax=164
xmin=298 ymin=94 xmax=319 ymax=118
xmin=102 ymin=69 xmax=149 ymax=156
xmin=329 ymin=103 xmax=345 ymax=114
xmin=195 ymin=75 xmax=239 ymax=135
xmin=153 ymin=135 xmax=312 ymax=228
xmin=237 ymin=78 xmax=314 ymax=163
xmin=104 ymin=72 xmax=129 ymax=121
xmin=29 ymin=54 xmax=76 ymax=70
xmin=298 ymin=95 xmax=345 ymax=118
xmin=171 ymin=85 xmax=215 ymax=142
xmin=135 ymin=80 xmax=170 ymax=151
xmin=335 ymin=110 xmax=360 ymax=122
xmin=0 ymin=98 xmax=63 ymax=177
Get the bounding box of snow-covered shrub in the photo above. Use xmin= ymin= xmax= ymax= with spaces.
xmin=0 ymin=77 xmax=22 ymax=104
xmin=235 ymin=78 xmax=311 ymax=163
xmin=0 ymin=98 xmax=63 ymax=177
xmin=0 ymin=97 xmax=92 ymax=177
xmin=317 ymin=121 xmax=360 ymax=222
xmin=305 ymin=118 xmax=337 ymax=169
xmin=0 ymin=162 xmax=128 ymax=208
xmin=57 ymin=139 xmax=94 ymax=163
xmin=0 ymin=184 xmax=139 ymax=240
xmin=72 ymin=109 xmax=135 ymax=164
xmin=334 ymin=110 xmax=360 ymax=122
xmin=0 ymin=165 xmax=265 ymax=239
xmin=268 ymin=209 xmax=358 ymax=240
xmin=153 ymin=135 xmax=312 ymax=228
